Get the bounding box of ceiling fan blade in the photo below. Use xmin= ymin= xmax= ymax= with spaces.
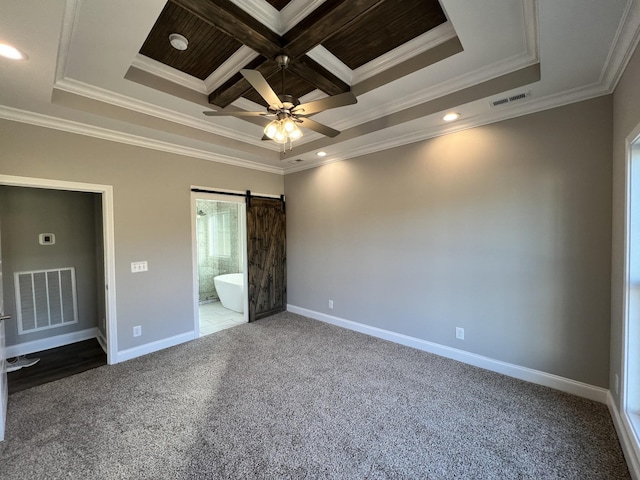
xmin=298 ymin=118 xmax=340 ymax=138
xmin=293 ymin=92 xmax=357 ymax=116
xmin=240 ymin=69 xmax=282 ymax=108
xmin=203 ymin=110 xmax=266 ymax=117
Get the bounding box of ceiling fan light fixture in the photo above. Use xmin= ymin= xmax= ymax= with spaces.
xmin=264 ymin=122 xmax=278 ymax=139
xmin=289 ymin=125 xmax=302 ymax=140
xmin=282 ymin=117 xmax=296 ymax=133
xmin=264 ymin=116 xmax=303 ymax=146
xmin=273 ymin=129 xmax=288 ymax=144
xmin=169 ymin=33 xmax=188 ymax=51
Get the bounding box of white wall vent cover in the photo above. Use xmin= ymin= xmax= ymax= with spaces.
xmin=14 ymin=267 xmax=78 ymax=334
xmin=490 ymin=91 xmax=531 ymax=107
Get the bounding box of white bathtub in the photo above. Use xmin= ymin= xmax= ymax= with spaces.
xmin=214 ymin=273 xmax=244 ymax=313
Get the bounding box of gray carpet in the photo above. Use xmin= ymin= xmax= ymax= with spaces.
xmin=0 ymin=312 xmax=630 ymax=479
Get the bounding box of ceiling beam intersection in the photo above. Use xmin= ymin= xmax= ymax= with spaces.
xmin=176 ymin=0 xmax=388 ymax=107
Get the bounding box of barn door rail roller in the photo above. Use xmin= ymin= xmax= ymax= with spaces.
xmin=190 ymin=188 xmax=285 ymax=210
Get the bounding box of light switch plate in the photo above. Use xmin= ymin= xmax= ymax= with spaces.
xmin=131 ymin=261 xmax=148 ymax=273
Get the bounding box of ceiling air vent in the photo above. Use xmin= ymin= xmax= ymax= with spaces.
xmin=490 ymin=91 xmax=531 ymax=108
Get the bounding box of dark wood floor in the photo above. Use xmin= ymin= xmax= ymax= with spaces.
xmin=7 ymin=339 xmax=107 ymax=395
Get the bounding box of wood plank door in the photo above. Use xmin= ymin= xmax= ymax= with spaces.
xmin=246 ymin=197 xmax=286 ymax=322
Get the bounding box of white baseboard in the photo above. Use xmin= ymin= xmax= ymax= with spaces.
xmin=96 ymin=329 xmax=107 ymax=354
xmin=115 ymin=331 xmax=195 ymax=363
xmin=6 ymin=328 xmax=99 ymax=358
xmin=287 ymin=305 xmax=609 ymax=404
xmin=608 ymin=392 xmax=640 ymax=480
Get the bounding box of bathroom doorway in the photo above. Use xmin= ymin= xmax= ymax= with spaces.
xmin=192 ymin=192 xmax=248 ymax=337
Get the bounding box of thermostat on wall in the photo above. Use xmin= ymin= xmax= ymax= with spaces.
xmin=39 ymin=233 xmax=55 ymax=245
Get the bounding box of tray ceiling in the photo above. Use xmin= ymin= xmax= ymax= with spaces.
xmin=139 ymin=0 xmax=448 ymax=108
xmin=1 ymin=0 xmax=638 ymax=174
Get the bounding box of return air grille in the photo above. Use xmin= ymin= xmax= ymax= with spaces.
xmin=15 ymin=267 xmax=78 ymax=334
xmin=490 ymin=91 xmax=531 ymax=107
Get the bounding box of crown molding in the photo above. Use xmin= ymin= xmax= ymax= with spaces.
xmin=282 ymin=81 xmax=610 ymax=174
xmin=523 ymin=0 xmax=539 ymax=61
xmin=329 ymin=52 xmax=539 ymax=132
xmin=600 ymin=0 xmax=640 ymax=92
xmin=53 ymin=77 xmax=268 ymax=149
xmin=132 ymin=54 xmax=207 ymax=94
xmin=55 ymin=0 xmax=80 ymax=83
xmin=0 ymin=106 xmax=284 ymax=175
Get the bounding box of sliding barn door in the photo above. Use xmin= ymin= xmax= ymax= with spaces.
xmin=246 ymin=197 xmax=286 ymax=322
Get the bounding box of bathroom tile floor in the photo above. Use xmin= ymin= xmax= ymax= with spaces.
xmin=199 ymin=301 xmax=246 ymax=337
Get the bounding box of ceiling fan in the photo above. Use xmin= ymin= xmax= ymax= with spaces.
xmin=203 ymin=55 xmax=357 ymax=149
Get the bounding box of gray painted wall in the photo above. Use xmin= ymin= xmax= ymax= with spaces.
xmin=611 ymin=42 xmax=640 ymax=408
xmin=0 ymin=120 xmax=284 ymax=352
xmin=285 ymin=96 xmax=613 ymax=387
xmin=0 ymin=185 xmax=99 ymax=346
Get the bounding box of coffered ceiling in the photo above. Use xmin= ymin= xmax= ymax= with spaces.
xmin=0 ymin=0 xmax=639 ymax=174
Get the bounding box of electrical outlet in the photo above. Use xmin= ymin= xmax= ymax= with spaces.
xmin=131 ymin=261 xmax=148 ymax=273
xmin=328 ymin=300 xmax=334 ymax=309
xmin=133 ymin=325 xmax=142 ymax=337
xmin=615 ymin=373 xmax=620 ymax=394
xmin=456 ymin=327 xmax=464 ymax=340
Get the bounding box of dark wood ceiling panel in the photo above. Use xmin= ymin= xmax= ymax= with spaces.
xmin=321 ymin=0 xmax=447 ymax=70
xmin=266 ymin=0 xmax=292 ymax=11
xmin=139 ymin=2 xmax=242 ymax=80
xmin=139 ymin=0 xmax=452 ymax=107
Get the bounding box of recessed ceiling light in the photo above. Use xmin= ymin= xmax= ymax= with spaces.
xmin=0 ymin=43 xmax=27 ymax=60
xmin=169 ymin=33 xmax=188 ymax=51
xmin=317 ymin=151 xmax=327 ymax=157
xmin=443 ymin=112 xmax=460 ymax=122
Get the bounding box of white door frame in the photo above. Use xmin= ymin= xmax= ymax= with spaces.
xmin=191 ymin=189 xmax=249 ymax=337
xmin=0 ymin=175 xmax=118 ymax=364
xmin=621 ymin=122 xmax=640 ymax=475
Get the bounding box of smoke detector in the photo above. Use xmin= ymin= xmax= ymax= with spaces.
xmin=169 ymin=33 xmax=188 ymax=51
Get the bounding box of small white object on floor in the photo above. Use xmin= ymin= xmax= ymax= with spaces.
xmin=6 ymin=355 xmax=40 ymax=373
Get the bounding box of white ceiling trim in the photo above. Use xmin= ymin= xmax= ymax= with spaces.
xmin=231 ymin=0 xmax=280 ymax=33
xmin=289 ymin=72 xmax=623 ymax=171
xmin=135 ymin=14 xmax=457 ymax=98
xmin=522 ymin=0 xmax=539 ymax=61
xmin=53 ymin=77 xmax=269 ymax=148
xmin=0 ymin=105 xmax=284 ymax=175
xmin=351 ymin=22 xmax=458 ymax=85
xmin=202 ymin=45 xmax=259 ymax=93
xmin=305 ymin=45 xmax=352 ymax=85
xmin=54 ymin=0 xmax=80 ymax=83
xmin=230 ymin=0 xmax=326 ymax=35
xmin=328 ymin=51 xmax=539 ymax=132
xmin=132 ymin=54 xmax=208 ymax=94
xmin=283 ymin=80 xmax=612 ymax=174
xmin=600 ymin=0 xmax=640 ymax=92
xmin=304 ymin=21 xmax=457 ymax=87
xmin=279 ymin=0 xmax=326 ymax=33
xmin=132 ymin=45 xmax=261 ymax=97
